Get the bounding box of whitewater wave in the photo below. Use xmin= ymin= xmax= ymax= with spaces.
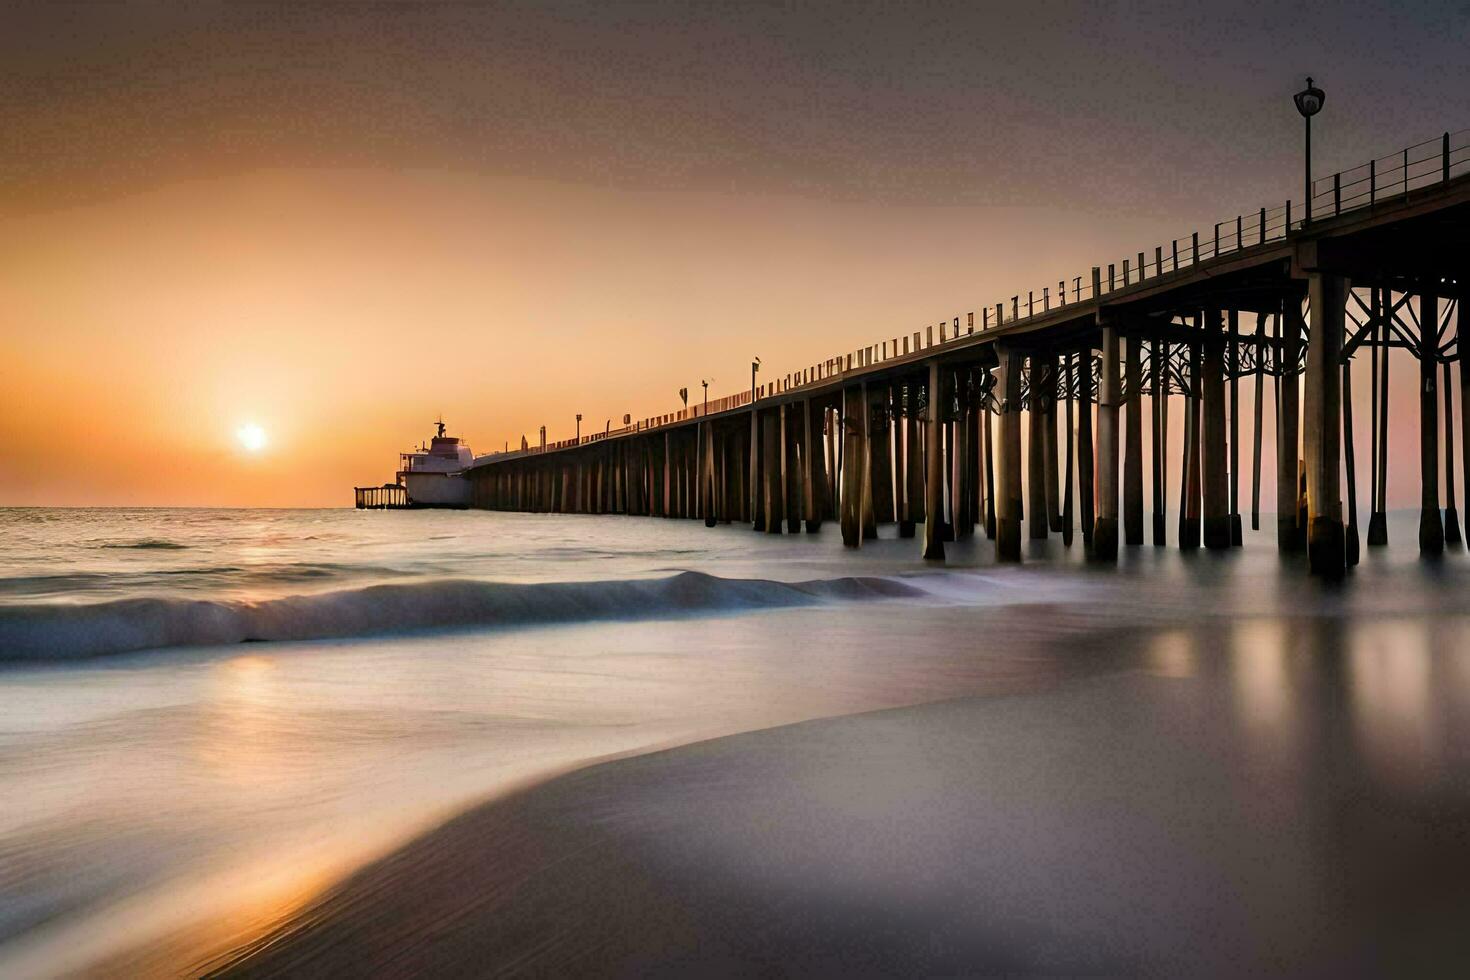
xmin=0 ymin=572 xmax=923 ymax=663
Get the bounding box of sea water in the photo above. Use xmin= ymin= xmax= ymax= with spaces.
xmin=2 ymin=507 xmax=1469 ymax=975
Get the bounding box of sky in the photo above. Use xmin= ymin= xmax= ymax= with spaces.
xmin=1 ymin=0 xmax=1467 ymax=507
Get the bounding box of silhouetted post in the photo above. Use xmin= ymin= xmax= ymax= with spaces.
xmin=840 ymin=387 xmax=865 ymax=547
xmin=894 ymin=388 xmax=911 ymax=536
xmin=748 ymin=410 xmax=761 ymax=528
xmin=1369 ymin=288 xmax=1390 ymax=545
xmin=1343 ymin=357 xmax=1360 ymax=563
xmin=762 ymin=411 xmax=783 ymax=533
xmin=1303 ymin=272 xmax=1347 ymax=577
xmin=1462 ymin=296 xmax=1470 ymax=540
xmin=1181 ymin=332 xmax=1202 ymax=549
xmin=1228 ymin=309 xmax=1243 ymax=545
xmin=861 ymin=384 xmax=878 ymax=541
xmin=782 ymin=404 xmax=802 ymax=533
xmin=904 ymin=383 xmax=925 ymax=535
xmin=1027 ymin=356 xmax=1049 ymax=540
xmin=1278 ymin=299 xmax=1303 ymax=551
xmin=869 ymin=385 xmax=895 ymax=528
xmin=923 ymin=363 xmax=946 ymax=560
xmin=1093 ymin=324 xmax=1120 ymax=561
xmin=996 ymin=345 xmax=1023 ymax=561
xmin=1155 ymin=336 xmax=1169 ymax=546
xmin=1043 ymin=355 xmax=1063 ymax=533
xmin=982 ymin=377 xmax=997 ymax=539
xmin=804 ymin=398 xmax=825 ymax=532
xmin=1063 ymin=352 xmax=1076 ymax=547
xmin=1124 ymin=334 xmax=1144 ymax=545
xmin=1150 ymin=337 xmax=1165 ymax=545
xmin=1251 ymin=312 xmax=1266 ymax=531
xmin=1444 ymin=358 xmax=1461 ymax=545
xmin=702 ymin=422 xmax=717 ymax=527
xmin=1078 ymin=347 xmax=1095 ymax=551
xmin=1202 ymin=308 xmax=1230 ymax=549
xmin=1420 ymin=292 xmax=1445 ymax=555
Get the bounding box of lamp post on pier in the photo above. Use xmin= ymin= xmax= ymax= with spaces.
xmin=701 ymin=379 xmax=709 ymax=416
xmin=1294 ymin=77 xmax=1325 ymax=225
xmin=575 ymin=413 xmax=582 ymax=443
xmin=751 ymin=358 xmax=761 ymax=400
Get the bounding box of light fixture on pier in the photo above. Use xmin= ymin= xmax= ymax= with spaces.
xmin=751 ymin=357 xmax=761 ymax=399
xmin=701 ymin=379 xmax=709 ymax=415
xmin=576 ymin=413 xmax=582 ymax=442
xmin=1293 ymin=77 xmax=1325 ymax=224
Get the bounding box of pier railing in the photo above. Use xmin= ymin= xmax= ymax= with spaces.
xmin=477 ymin=128 xmax=1469 ymax=464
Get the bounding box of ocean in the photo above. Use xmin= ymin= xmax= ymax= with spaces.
xmin=3 ymin=507 xmax=1470 ymax=975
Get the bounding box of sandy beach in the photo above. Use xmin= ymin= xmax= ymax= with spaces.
xmin=212 ymin=659 xmax=1470 ymax=977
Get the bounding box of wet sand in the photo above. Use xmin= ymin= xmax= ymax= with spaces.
xmin=214 ymin=647 xmax=1470 ymax=977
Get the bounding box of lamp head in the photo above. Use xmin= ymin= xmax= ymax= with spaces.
xmin=1294 ymin=77 xmax=1324 ymax=118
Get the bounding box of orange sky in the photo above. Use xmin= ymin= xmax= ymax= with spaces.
xmin=1 ymin=1 xmax=1464 ymax=508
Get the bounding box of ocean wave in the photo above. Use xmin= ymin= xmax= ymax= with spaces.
xmin=0 ymin=572 xmax=923 ymax=663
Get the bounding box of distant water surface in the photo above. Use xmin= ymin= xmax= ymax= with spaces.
xmin=1 ymin=507 xmax=1469 ymax=976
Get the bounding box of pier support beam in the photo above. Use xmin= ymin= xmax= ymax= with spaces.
xmin=1063 ymin=353 xmax=1075 ymax=548
xmin=1368 ymin=289 xmax=1390 ymax=546
xmin=762 ymin=410 xmax=783 ymax=534
xmin=1078 ymin=347 xmax=1095 ymax=552
xmin=1027 ymin=356 xmax=1049 ymax=541
xmin=1444 ymin=357 xmax=1461 ymax=546
xmin=1278 ymin=300 xmax=1304 ymax=551
xmin=841 ymin=386 xmax=866 ymax=547
xmin=904 ymin=382 xmax=925 ymax=536
xmin=1202 ymin=309 xmax=1231 ymax=550
xmin=782 ymin=404 xmax=801 ymax=534
xmin=1419 ymin=292 xmax=1445 ymax=555
xmin=1043 ymin=355 xmax=1063 ymax=534
xmin=1151 ymin=337 xmax=1167 ymax=546
xmin=1228 ymin=310 xmax=1243 ymax=545
xmin=996 ymin=346 xmax=1023 ymax=562
xmin=1303 ymin=272 xmax=1348 ymax=578
xmin=1123 ymin=334 xmax=1144 ymax=546
xmin=869 ymin=385 xmax=895 ymax=531
xmin=923 ymin=363 xmax=947 ymax=561
xmin=1093 ymin=324 xmax=1120 ymax=562
xmin=1251 ymin=313 xmax=1265 ymax=532
xmin=804 ymin=398 xmax=826 ymax=533
xmin=1180 ymin=335 xmax=1202 ymax=550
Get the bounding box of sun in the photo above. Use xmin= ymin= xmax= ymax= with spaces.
xmin=236 ymin=423 xmax=268 ymax=453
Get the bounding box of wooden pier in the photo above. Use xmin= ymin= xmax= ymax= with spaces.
xmin=465 ymin=130 xmax=1470 ymax=579
xmin=355 ymin=484 xmax=410 ymax=509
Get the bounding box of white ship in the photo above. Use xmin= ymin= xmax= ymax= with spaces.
xmin=355 ymin=420 xmax=474 ymax=509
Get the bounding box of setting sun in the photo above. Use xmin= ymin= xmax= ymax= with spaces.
xmin=236 ymin=423 xmax=268 ymax=453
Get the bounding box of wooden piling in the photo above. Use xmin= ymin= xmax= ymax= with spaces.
xmin=996 ymin=346 xmax=1023 ymax=561
xmin=1343 ymin=356 xmax=1360 ymax=564
xmin=1251 ymin=313 xmax=1265 ymax=532
xmin=1278 ymin=299 xmax=1303 ymax=551
xmin=923 ymin=363 xmax=947 ymax=560
xmin=1028 ymin=356 xmax=1049 ymax=541
xmin=1419 ymin=292 xmax=1445 ymax=554
xmin=1123 ymin=334 xmax=1144 ymax=545
xmin=1228 ymin=309 xmax=1243 ymax=545
xmin=1093 ymin=325 xmax=1120 ymax=561
xmin=982 ymin=378 xmax=997 ymax=540
xmin=869 ymin=385 xmax=895 ymax=529
xmin=1202 ymin=309 xmax=1230 ymax=550
xmin=804 ymin=398 xmax=825 ymax=532
xmin=762 ymin=410 xmax=783 ymax=533
xmin=841 ymin=386 xmax=866 ymax=547
xmin=1043 ymin=355 xmax=1063 ymax=534
xmin=1063 ymin=352 xmax=1075 ymax=548
xmin=1181 ymin=333 xmax=1202 ymax=550
xmin=1367 ymin=288 xmax=1390 ymax=545
xmin=1444 ymin=357 xmax=1461 ymax=546
xmin=1303 ymin=273 xmax=1347 ymax=577
xmin=1078 ymin=348 xmax=1095 ymax=551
